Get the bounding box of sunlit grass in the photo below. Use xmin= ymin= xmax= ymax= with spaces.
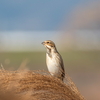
xmin=0 ymin=69 xmax=85 ymax=100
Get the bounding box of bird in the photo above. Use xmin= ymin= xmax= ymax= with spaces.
xmin=42 ymin=40 xmax=65 ymax=81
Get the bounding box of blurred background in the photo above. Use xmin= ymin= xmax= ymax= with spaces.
xmin=0 ymin=0 xmax=100 ymax=100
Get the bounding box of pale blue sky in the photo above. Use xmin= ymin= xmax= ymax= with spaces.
xmin=0 ymin=0 xmax=94 ymax=31
xmin=0 ymin=0 xmax=99 ymax=51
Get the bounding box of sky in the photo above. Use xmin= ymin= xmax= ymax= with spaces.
xmin=0 ymin=0 xmax=99 ymax=51
xmin=0 ymin=31 xmax=58 ymax=51
xmin=0 ymin=0 xmax=94 ymax=31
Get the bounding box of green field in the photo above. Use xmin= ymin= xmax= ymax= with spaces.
xmin=0 ymin=51 xmax=100 ymax=72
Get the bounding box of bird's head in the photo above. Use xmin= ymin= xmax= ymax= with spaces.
xmin=42 ymin=40 xmax=56 ymax=50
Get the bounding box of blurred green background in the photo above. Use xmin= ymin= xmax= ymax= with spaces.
xmin=1 ymin=51 xmax=100 ymax=72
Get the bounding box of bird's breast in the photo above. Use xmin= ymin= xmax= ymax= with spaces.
xmin=46 ymin=53 xmax=61 ymax=76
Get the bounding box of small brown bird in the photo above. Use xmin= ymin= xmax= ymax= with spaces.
xmin=42 ymin=40 xmax=65 ymax=81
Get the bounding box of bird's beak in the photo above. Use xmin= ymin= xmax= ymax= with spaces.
xmin=41 ymin=42 xmax=45 ymax=45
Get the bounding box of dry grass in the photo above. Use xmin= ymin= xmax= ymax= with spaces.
xmin=0 ymin=69 xmax=85 ymax=100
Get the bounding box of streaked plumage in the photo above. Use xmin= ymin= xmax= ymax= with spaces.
xmin=42 ymin=40 xmax=65 ymax=81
